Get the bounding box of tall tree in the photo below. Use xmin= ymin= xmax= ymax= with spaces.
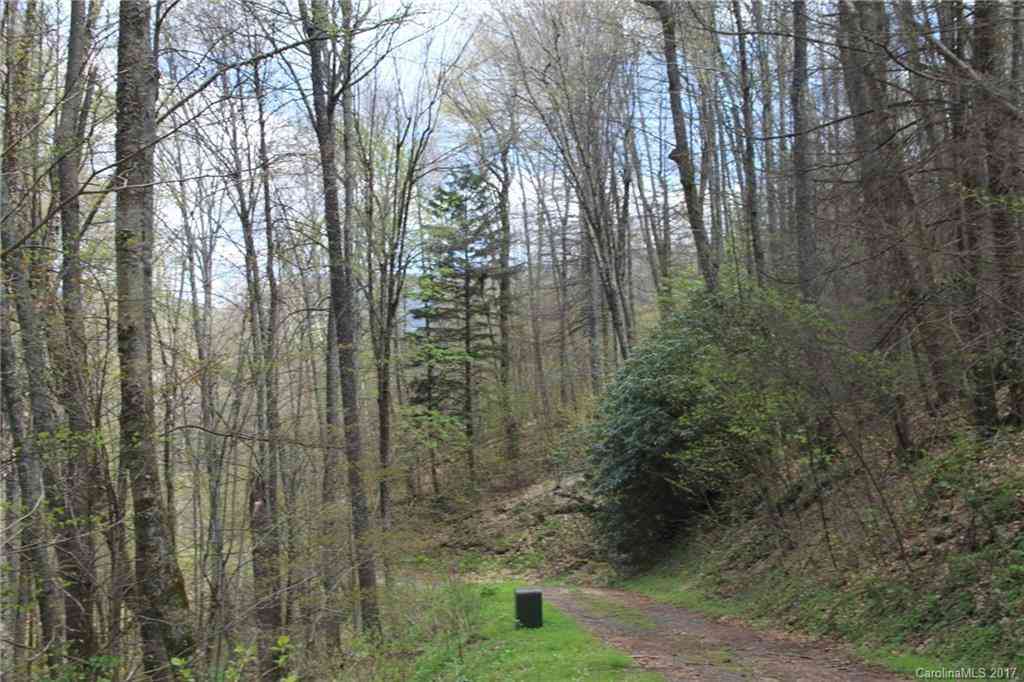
xmin=52 ymin=1 xmax=101 ymax=660
xmin=972 ymin=1 xmax=1023 ymax=425
xmin=640 ymin=0 xmax=717 ymax=292
xmin=447 ymin=61 xmax=524 ymax=475
xmin=115 ymin=1 xmax=193 ymax=675
xmin=214 ymin=63 xmax=286 ymax=674
xmin=791 ymin=0 xmax=815 ymax=301
xmin=301 ymin=0 xmax=381 ymax=637
xmin=506 ymin=2 xmax=635 ymax=359
xmin=410 ymin=170 xmax=502 ymax=483
xmin=732 ymin=0 xmax=765 ymax=287
xmin=3 ymin=1 xmax=69 ymax=670
xmin=358 ymin=61 xmax=445 ymax=555
xmin=838 ymin=1 xmax=954 ymax=410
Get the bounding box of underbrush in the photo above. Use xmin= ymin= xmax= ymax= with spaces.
xmin=292 ymin=580 xmax=657 ymax=681
xmin=580 ymin=282 xmax=1024 ymax=675
xmin=407 ymin=583 xmax=659 ymax=681
xmin=585 ymin=285 xmax=901 ymax=568
xmin=289 ymin=577 xmax=485 ymax=681
xmin=620 ymin=432 xmax=1024 ymax=674
xmin=396 ymin=470 xmax=616 ymax=584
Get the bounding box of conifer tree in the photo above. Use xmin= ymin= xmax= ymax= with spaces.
xmin=409 ymin=170 xmax=500 ymax=484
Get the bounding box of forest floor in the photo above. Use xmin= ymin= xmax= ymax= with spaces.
xmin=541 ymin=585 xmax=907 ymax=681
xmin=397 ymin=416 xmax=1024 ymax=680
xmin=400 ymin=476 xmax=930 ymax=680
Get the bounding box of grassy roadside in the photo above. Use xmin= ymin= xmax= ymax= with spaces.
xmin=409 ymin=583 xmax=661 ymax=682
xmin=392 ymin=428 xmax=1024 ymax=680
xmin=602 ymin=428 xmax=1024 ymax=680
xmin=618 ymin=540 xmax=1020 ymax=678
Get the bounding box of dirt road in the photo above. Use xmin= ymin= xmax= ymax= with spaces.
xmin=544 ymin=586 xmax=908 ymax=681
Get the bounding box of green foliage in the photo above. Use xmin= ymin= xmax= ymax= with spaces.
xmin=586 ymin=299 xmax=733 ymax=563
xmin=406 ymin=167 xmax=502 ymax=444
xmin=48 ymin=655 xmax=121 ymax=682
xmin=294 ymin=578 xmax=655 ymax=680
xmin=586 ymin=287 xmax=898 ymax=565
xmin=922 ymin=434 xmax=1024 ymax=526
xmin=272 ymin=636 xmax=299 ymax=680
xmin=396 ymin=402 xmax=469 ymax=485
xmin=172 ymin=643 xmax=260 ymax=682
xmin=221 ymin=644 xmax=257 ymax=682
xmin=170 ymin=656 xmax=194 ymax=682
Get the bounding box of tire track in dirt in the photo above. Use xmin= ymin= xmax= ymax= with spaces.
xmin=543 ymin=586 xmax=907 ymax=681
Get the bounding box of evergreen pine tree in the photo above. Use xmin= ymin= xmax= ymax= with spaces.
xmin=409 ymin=169 xmax=501 ymax=484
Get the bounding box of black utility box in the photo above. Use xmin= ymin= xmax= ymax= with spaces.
xmin=515 ymin=588 xmax=543 ymax=628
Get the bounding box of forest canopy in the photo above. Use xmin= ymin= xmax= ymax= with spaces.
xmin=1 ymin=0 xmax=1022 ymax=679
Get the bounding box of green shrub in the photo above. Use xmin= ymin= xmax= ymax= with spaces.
xmin=586 ymin=287 xmax=899 ymax=566
xmin=586 ymin=293 xmax=754 ymax=564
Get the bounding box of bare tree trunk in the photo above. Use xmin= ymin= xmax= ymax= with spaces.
xmin=190 ymin=191 xmax=225 ymax=666
xmin=792 ymin=0 xmax=816 ymax=302
xmin=703 ymin=89 xmax=724 ymax=267
xmin=168 ymin=143 xmax=228 ymax=666
xmin=920 ymin=0 xmax=997 ymax=432
xmin=534 ymin=170 xmax=573 ymax=408
xmin=733 ymin=0 xmax=764 ymax=287
xmin=0 ymin=435 xmax=19 ymax=680
xmin=752 ymin=0 xmax=780 ymax=264
xmin=0 ymin=287 xmax=59 ymax=673
xmin=103 ymin=447 xmax=131 ymax=682
xmin=628 ymin=121 xmax=671 ymax=316
xmin=115 ymin=2 xmax=193 ymax=675
xmin=338 ymin=0 xmax=380 ymax=637
xmin=973 ymin=1 xmax=1024 ymax=425
xmin=496 ymin=148 xmax=520 ymax=477
xmin=640 ymin=0 xmax=717 ymax=292
xmin=840 ymin=1 xmax=955 ymax=408
xmin=234 ymin=113 xmax=283 ymax=680
xmin=583 ymin=232 xmax=602 ymax=395
xmin=520 ymin=182 xmax=551 ymax=419
xmin=303 ymin=0 xmax=380 ymax=637
xmin=614 ymin=145 xmax=636 ymax=346
xmin=255 ymin=57 xmax=289 ymax=627
xmin=462 ymin=262 xmax=477 ymax=483
xmin=52 ymin=0 xmax=101 ymax=661
xmin=422 ymin=314 xmax=441 ymax=496
xmin=2 ymin=2 xmax=62 ymax=670
xmin=321 ymin=303 xmax=347 ymax=643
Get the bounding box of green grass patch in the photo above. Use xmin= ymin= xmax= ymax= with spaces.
xmin=410 ymin=583 xmax=662 ymax=682
xmin=623 ymin=565 xmax=741 ymax=620
xmin=856 ymin=648 xmax=949 ymax=677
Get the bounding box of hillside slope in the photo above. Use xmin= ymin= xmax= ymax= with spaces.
xmin=620 ymin=428 xmax=1024 ymax=675
xmin=405 ymin=422 xmax=1024 ymax=678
